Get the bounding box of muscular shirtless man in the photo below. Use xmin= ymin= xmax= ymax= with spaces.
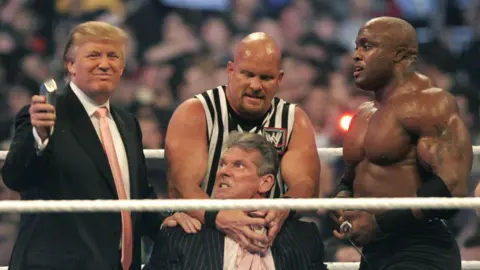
xmin=331 ymin=17 xmax=473 ymax=270
xmin=165 ymin=32 xmax=320 ymax=254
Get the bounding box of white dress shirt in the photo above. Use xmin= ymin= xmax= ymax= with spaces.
xmin=33 ymin=81 xmax=131 ymax=198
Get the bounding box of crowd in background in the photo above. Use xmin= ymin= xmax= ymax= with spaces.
xmin=1 ymin=0 xmax=480 ymax=265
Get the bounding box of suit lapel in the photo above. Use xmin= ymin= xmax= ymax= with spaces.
xmin=272 ymin=222 xmax=293 ymax=270
xmin=110 ymin=107 xmax=137 ymax=198
xmin=64 ymin=87 xmax=117 ymax=196
xmin=271 ymin=241 xmax=283 ymax=270
xmin=203 ymin=228 xmax=224 ymax=270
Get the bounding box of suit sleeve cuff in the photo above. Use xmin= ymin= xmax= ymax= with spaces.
xmin=33 ymin=127 xmax=53 ymax=154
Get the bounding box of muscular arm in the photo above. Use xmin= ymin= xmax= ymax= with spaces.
xmin=165 ymin=99 xmax=209 ymax=223
xmin=404 ymin=89 xmax=473 ymax=199
xmin=333 ymin=108 xmax=364 ymax=198
xmin=333 ymin=162 xmax=356 ymax=198
xmin=280 ymin=107 xmax=320 ymax=198
xmin=374 ymin=89 xmax=473 ymax=233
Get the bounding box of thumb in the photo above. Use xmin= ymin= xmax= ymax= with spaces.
xmin=333 ymin=230 xmax=346 ymax=240
xmin=165 ymin=219 xmax=178 ymax=227
xmin=248 ymin=216 xmax=268 ymax=227
xmin=265 ymin=210 xmax=277 ymax=223
xmin=249 ymin=210 xmax=267 ymax=218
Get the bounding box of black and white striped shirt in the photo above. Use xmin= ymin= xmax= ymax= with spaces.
xmin=195 ymin=85 xmax=296 ymax=198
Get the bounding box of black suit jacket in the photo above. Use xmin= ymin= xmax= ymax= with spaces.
xmin=144 ymin=219 xmax=328 ymax=270
xmin=1 ymin=86 xmax=163 ymax=270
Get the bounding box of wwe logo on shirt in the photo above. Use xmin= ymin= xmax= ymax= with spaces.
xmin=263 ymin=128 xmax=287 ymax=154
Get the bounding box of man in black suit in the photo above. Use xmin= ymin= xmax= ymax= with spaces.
xmin=1 ymin=21 xmax=163 ymax=270
xmin=145 ymin=132 xmax=328 ymax=270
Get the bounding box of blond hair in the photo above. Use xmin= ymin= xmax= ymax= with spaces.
xmin=63 ymin=21 xmax=128 ymax=64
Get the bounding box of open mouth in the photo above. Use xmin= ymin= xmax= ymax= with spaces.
xmin=218 ymin=182 xmax=230 ymax=189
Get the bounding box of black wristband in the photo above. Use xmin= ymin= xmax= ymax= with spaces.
xmin=417 ymin=174 xmax=452 ymax=198
xmin=287 ymin=209 xmax=296 ymax=220
xmin=417 ymin=174 xmax=457 ymax=220
xmin=374 ymin=209 xmax=419 ymax=234
xmin=282 ymin=196 xmax=296 ymax=220
xmin=204 ymin=211 xmax=219 ymax=228
xmin=332 ymin=182 xmax=352 ymax=198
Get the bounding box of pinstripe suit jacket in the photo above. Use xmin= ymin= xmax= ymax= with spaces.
xmin=144 ymin=219 xmax=328 ymax=270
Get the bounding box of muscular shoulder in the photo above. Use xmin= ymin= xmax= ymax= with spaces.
xmin=293 ymin=106 xmax=310 ymax=129
xmin=169 ymin=98 xmax=206 ymax=127
xmin=401 ymin=87 xmax=455 ymax=109
xmin=289 ymin=106 xmax=316 ymax=147
xmin=175 ymin=98 xmax=206 ymax=115
xmin=165 ymin=98 xmax=208 ymax=157
xmin=347 ymin=101 xmax=376 ymax=130
xmin=396 ymin=88 xmax=459 ymax=134
xmin=355 ymin=101 xmax=376 ymax=116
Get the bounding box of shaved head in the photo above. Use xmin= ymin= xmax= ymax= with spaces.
xmin=362 ymin=16 xmax=418 ymax=58
xmin=226 ymin=32 xmax=284 ymax=119
xmin=353 ymin=17 xmax=419 ymax=91
xmin=234 ymin=32 xmax=282 ymax=70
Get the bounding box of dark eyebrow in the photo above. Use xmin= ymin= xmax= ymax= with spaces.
xmin=356 ymin=37 xmax=370 ymax=44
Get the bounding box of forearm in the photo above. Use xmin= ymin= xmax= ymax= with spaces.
xmin=283 ymin=179 xmax=317 ymax=198
xmin=2 ymin=136 xmax=45 ymax=192
xmin=434 ymin=171 xmax=468 ymax=198
xmin=332 ymin=178 xmax=353 ymax=198
xmin=332 ymin=162 xmax=355 ymax=198
xmin=173 ymin=183 xmax=210 ymax=223
xmin=3 ymin=124 xmax=49 ymax=191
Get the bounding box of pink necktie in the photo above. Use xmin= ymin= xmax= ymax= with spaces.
xmin=236 ymin=226 xmax=269 ymax=270
xmin=95 ymin=107 xmax=132 ymax=270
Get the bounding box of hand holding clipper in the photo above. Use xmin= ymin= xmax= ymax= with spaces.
xmin=30 ymin=79 xmax=58 ymax=141
xmin=40 ymin=79 xmax=58 ymax=107
xmin=340 ymin=221 xmax=353 ymax=234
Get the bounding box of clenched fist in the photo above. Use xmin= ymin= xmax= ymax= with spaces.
xmin=29 ymin=95 xmax=55 ymax=142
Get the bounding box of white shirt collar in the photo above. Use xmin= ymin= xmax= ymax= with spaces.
xmin=69 ymin=81 xmax=111 ymax=118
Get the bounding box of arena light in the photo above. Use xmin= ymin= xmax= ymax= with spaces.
xmin=339 ymin=114 xmax=353 ymax=131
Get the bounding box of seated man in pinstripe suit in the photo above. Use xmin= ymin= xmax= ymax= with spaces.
xmin=144 ymin=132 xmax=328 ymax=270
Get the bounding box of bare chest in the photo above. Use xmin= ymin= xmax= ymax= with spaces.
xmin=344 ymin=106 xmax=414 ymax=165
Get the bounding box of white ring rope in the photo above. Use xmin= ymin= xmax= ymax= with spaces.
xmin=0 ymin=262 xmax=479 ymax=270
xmin=327 ymin=262 xmax=480 ymax=270
xmin=2 ymin=145 xmax=480 ymax=160
xmin=0 ymin=197 xmax=479 ymax=213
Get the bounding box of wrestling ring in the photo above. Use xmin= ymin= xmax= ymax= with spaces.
xmin=1 ymin=147 xmax=480 ymax=270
